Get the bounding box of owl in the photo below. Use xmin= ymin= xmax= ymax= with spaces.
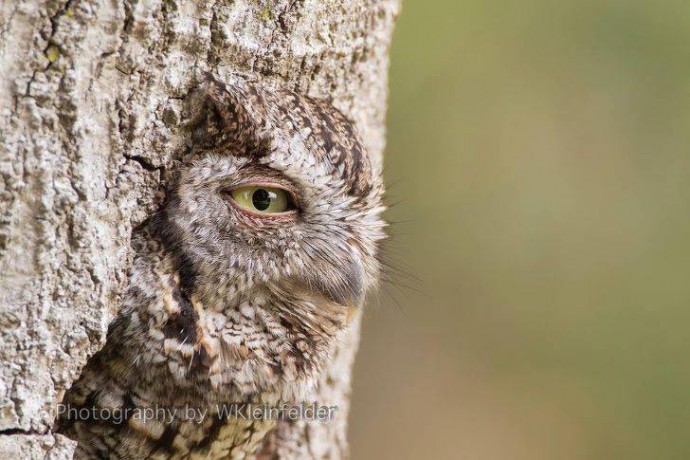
xmin=57 ymin=76 xmax=386 ymax=459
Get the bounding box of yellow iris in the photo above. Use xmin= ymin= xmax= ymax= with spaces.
xmin=230 ymin=186 xmax=293 ymax=214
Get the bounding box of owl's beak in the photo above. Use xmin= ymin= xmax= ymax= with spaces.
xmin=303 ymin=260 xmax=365 ymax=311
xmin=329 ymin=261 xmax=365 ymax=308
xmin=345 ymin=305 xmax=361 ymax=326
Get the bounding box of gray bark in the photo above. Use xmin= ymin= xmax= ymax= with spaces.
xmin=0 ymin=0 xmax=398 ymax=458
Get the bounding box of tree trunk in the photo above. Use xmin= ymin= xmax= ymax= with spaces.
xmin=0 ymin=0 xmax=398 ymax=457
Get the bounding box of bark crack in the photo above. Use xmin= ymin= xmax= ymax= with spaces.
xmin=0 ymin=3 xmax=19 ymax=39
xmin=24 ymin=0 xmax=73 ymax=97
xmin=123 ymin=153 xmax=165 ymax=173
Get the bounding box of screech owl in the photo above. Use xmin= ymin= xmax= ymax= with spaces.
xmin=56 ymin=76 xmax=386 ymax=459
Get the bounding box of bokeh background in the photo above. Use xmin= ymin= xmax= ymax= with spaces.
xmin=349 ymin=1 xmax=690 ymax=459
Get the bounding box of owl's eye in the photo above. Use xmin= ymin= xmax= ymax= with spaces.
xmin=229 ymin=186 xmax=296 ymax=214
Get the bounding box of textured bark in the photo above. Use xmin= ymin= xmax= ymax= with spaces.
xmin=0 ymin=0 xmax=398 ymax=457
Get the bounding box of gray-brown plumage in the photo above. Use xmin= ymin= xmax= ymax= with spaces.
xmin=57 ymin=76 xmax=386 ymax=459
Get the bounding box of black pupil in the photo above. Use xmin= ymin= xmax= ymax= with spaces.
xmin=252 ymin=189 xmax=272 ymax=211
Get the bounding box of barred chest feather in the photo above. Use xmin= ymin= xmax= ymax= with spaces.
xmin=58 ymin=227 xmax=348 ymax=459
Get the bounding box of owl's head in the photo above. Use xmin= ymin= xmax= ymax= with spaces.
xmin=150 ymin=77 xmax=385 ymax=392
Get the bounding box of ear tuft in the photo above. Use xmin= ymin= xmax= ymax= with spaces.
xmin=183 ymin=75 xmax=270 ymax=157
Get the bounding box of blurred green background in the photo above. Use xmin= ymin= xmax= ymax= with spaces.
xmin=349 ymin=1 xmax=690 ymax=459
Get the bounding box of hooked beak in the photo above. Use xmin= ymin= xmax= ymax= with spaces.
xmin=302 ymin=260 xmax=365 ymax=310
